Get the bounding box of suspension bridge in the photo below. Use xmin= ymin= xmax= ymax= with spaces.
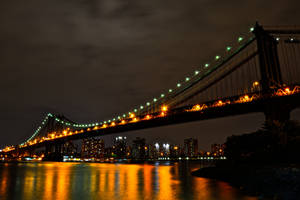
xmin=1 ymin=23 xmax=300 ymax=160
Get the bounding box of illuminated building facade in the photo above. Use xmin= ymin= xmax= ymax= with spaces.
xmin=81 ymin=138 xmax=105 ymax=159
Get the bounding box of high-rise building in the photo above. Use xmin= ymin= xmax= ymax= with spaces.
xmin=170 ymin=144 xmax=181 ymax=158
xmin=152 ymin=142 xmax=170 ymax=158
xmin=62 ymin=141 xmax=78 ymax=156
xmin=161 ymin=143 xmax=170 ymax=157
xmin=131 ymin=137 xmax=146 ymax=160
xmin=147 ymin=144 xmax=158 ymax=159
xmin=184 ymin=138 xmax=198 ymax=157
xmin=81 ymin=138 xmax=105 ymax=159
xmin=104 ymin=147 xmax=115 ymax=159
xmin=113 ymin=136 xmax=127 ymax=159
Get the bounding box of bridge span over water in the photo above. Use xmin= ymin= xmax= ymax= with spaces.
xmin=2 ymin=23 xmax=300 ymax=160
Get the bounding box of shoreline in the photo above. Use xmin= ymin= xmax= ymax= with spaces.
xmin=191 ymin=164 xmax=300 ymax=200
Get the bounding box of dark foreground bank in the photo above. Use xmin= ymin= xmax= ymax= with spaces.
xmin=192 ymin=165 xmax=300 ymax=200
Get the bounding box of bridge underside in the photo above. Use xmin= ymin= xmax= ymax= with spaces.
xmin=9 ymin=92 xmax=300 ymax=155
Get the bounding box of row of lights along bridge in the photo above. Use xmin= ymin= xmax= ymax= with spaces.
xmin=1 ymin=84 xmax=299 ymax=153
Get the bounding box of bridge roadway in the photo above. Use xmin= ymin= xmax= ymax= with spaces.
xmin=11 ymin=89 xmax=300 ymax=153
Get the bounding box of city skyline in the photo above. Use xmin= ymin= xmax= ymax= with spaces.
xmin=58 ymin=136 xmax=225 ymax=161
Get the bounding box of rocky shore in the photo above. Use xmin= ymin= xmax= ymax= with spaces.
xmin=192 ymin=165 xmax=300 ymax=200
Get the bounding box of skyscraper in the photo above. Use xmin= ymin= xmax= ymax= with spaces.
xmin=131 ymin=137 xmax=146 ymax=160
xmin=113 ymin=136 xmax=127 ymax=159
xmin=184 ymin=138 xmax=198 ymax=157
xmin=81 ymin=138 xmax=105 ymax=159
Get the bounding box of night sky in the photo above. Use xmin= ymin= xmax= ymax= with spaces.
xmin=1 ymin=0 xmax=300 ymax=150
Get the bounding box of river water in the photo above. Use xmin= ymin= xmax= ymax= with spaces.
xmin=0 ymin=161 xmax=257 ymax=200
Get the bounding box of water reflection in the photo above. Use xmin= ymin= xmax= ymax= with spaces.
xmin=0 ymin=162 xmax=257 ymax=200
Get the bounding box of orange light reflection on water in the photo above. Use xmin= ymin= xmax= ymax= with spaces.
xmin=55 ymin=163 xmax=71 ymax=200
xmin=126 ymin=165 xmax=140 ymax=200
xmin=23 ymin=165 xmax=35 ymax=200
xmin=43 ymin=163 xmax=55 ymax=200
xmin=143 ymin=164 xmax=154 ymax=197
xmin=157 ymin=165 xmax=180 ymax=199
xmin=0 ymin=162 xmax=258 ymax=200
xmin=0 ymin=164 xmax=8 ymax=198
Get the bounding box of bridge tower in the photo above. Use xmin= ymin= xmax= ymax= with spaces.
xmin=254 ymin=23 xmax=291 ymax=123
xmin=254 ymin=22 xmax=283 ymax=91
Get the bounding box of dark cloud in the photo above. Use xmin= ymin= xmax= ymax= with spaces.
xmin=1 ymin=0 xmax=300 ymax=148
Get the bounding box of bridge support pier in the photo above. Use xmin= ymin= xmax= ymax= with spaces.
xmin=264 ymin=104 xmax=291 ymax=124
xmin=263 ymin=101 xmax=293 ymax=146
